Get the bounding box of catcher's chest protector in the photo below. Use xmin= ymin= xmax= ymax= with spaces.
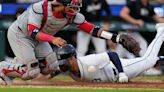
xmin=40 ymin=0 xmax=69 ymax=35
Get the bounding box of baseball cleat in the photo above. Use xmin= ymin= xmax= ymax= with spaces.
xmin=0 ymin=73 xmax=13 ymax=86
xmin=0 ymin=61 xmax=13 ymax=86
xmin=156 ymin=56 xmax=164 ymax=65
xmin=158 ymin=56 xmax=164 ymax=61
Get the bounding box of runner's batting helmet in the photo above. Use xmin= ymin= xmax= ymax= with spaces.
xmin=57 ymin=44 xmax=76 ymax=72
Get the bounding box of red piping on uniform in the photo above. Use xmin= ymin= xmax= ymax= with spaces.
xmin=40 ymin=0 xmax=48 ymax=30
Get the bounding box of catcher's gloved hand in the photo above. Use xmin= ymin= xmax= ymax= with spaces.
xmin=118 ymin=33 xmax=141 ymax=57
xmin=118 ymin=72 xmax=128 ymax=83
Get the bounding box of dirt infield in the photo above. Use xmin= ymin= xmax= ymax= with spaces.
xmin=11 ymin=79 xmax=164 ymax=89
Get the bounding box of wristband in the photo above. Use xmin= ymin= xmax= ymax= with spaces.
xmin=100 ymin=31 xmax=119 ymax=43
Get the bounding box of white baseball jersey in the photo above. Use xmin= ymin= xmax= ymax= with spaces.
xmin=73 ymin=29 xmax=164 ymax=82
xmin=77 ymin=53 xmax=119 ymax=82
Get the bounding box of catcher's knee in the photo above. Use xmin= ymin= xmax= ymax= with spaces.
xmin=1 ymin=59 xmax=40 ymax=80
xmin=39 ymin=52 xmax=59 ymax=75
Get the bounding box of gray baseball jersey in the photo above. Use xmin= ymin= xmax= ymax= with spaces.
xmin=16 ymin=1 xmax=84 ymax=35
xmin=7 ymin=1 xmax=85 ymax=63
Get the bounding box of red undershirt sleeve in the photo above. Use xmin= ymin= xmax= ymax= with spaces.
xmin=28 ymin=24 xmax=53 ymax=42
xmin=76 ymin=21 xmax=95 ymax=33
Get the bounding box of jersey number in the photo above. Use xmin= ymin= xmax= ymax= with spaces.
xmin=92 ymin=78 xmax=101 ymax=82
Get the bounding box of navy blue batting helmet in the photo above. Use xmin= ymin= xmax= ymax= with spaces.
xmin=57 ymin=44 xmax=76 ymax=72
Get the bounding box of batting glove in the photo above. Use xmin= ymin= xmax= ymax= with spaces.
xmin=118 ymin=72 xmax=128 ymax=83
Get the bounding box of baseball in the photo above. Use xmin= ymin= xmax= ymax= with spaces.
xmin=88 ymin=66 xmax=96 ymax=73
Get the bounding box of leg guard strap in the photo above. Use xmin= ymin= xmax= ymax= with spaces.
xmin=39 ymin=52 xmax=60 ymax=75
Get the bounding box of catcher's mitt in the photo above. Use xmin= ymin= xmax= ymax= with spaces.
xmin=119 ymin=34 xmax=141 ymax=57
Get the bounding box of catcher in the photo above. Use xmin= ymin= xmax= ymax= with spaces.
xmin=0 ymin=0 xmax=140 ymax=85
xmin=52 ymin=23 xmax=164 ymax=83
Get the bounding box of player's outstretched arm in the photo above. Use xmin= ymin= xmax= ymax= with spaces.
xmin=77 ymin=21 xmax=141 ymax=56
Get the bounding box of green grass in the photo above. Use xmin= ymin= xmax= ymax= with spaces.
xmin=0 ymin=88 xmax=163 ymax=92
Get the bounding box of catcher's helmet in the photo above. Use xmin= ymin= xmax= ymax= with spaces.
xmin=56 ymin=0 xmax=82 ymax=10
xmin=56 ymin=0 xmax=72 ymax=6
xmin=52 ymin=0 xmax=82 ymax=18
xmin=57 ymin=44 xmax=76 ymax=72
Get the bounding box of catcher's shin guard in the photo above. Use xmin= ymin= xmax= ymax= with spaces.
xmin=0 ymin=60 xmax=40 ymax=81
xmin=39 ymin=52 xmax=60 ymax=75
xmin=21 ymin=60 xmax=40 ymax=80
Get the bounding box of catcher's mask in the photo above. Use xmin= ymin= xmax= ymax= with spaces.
xmin=52 ymin=0 xmax=82 ymax=18
xmin=57 ymin=44 xmax=76 ymax=72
